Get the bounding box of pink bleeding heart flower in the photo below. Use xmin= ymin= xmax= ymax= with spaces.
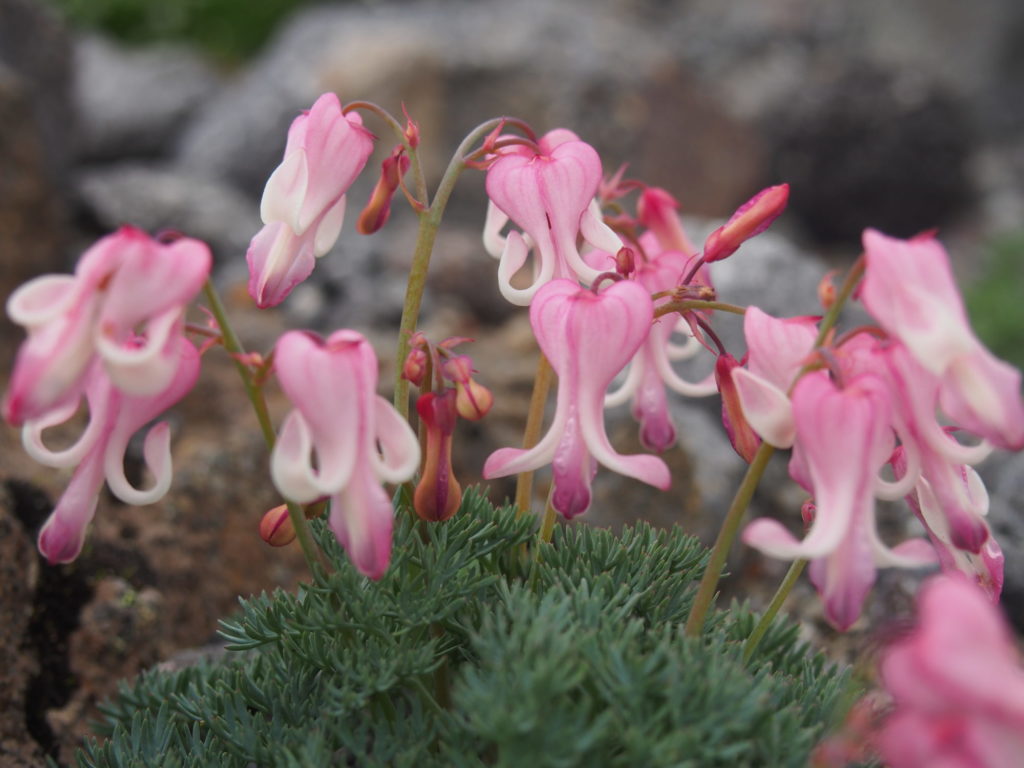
xmin=483 ymin=278 xmax=670 ymax=518
xmin=729 ymin=306 xmax=819 ymax=449
xmin=743 ymin=372 xmax=935 ymax=630
xmin=30 ymin=338 xmax=200 ymax=564
xmin=247 ymin=93 xmax=375 ymax=308
xmin=860 ymin=229 xmax=1024 ymax=451
xmin=876 ymin=575 xmax=1024 ymax=768
xmin=602 ymin=242 xmax=717 ymax=452
xmin=892 ymin=445 xmax=1003 ymax=600
xmin=270 ymin=330 xmax=419 ymax=579
xmin=4 ymin=227 xmax=210 ymax=426
xmin=482 ymin=129 xmax=623 ymax=305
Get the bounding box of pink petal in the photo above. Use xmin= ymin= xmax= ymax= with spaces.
xmin=37 ymin=447 xmax=106 ymax=564
xmin=371 ymin=395 xmax=420 ymax=484
xmin=329 ymin=455 xmax=394 ymax=580
xmin=246 ymin=221 xmax=317 ymax=308
xmin=743 ymin=306 xmax=818 ymax=389
xmin=732 ymin=368 xmax=796 ymax=448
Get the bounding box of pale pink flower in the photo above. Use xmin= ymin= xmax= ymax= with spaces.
xmin=877 ymin=575 xmax=1024 ymax=768
xmin=602 ymin=240 xmax=717 ymax=452
xmin=482 ymin=130 xmax=622 ymax=305
xmin=4 ymin=227 xmax=210 ymax=426
xmin=483 ymin=279 xmax=670 ymax=518
xmin=893 ymin=445 xmax=1004 ymax=600
xmin=743 ymin=372 xmax=934 ymax=630
xmin=861 ymin=229 xmax=1024 ymax=451
xmin=247 ymin=93 xmax=375 ymax=308
xmin=30 ymin=338 xmax=200 ymax=563
xmin=270 ymin=330 xmax=419 ymax=579
xmin=730 ymin=306 xmax=819 ymax=449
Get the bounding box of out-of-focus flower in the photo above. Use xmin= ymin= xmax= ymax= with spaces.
xmin=247 ymin=93 xmax=375 ymax=308
xmin=270 ymin=330 xmax=419 ymax=579
xmin=483 ymin=129 xmax=622 ymax=304
xmin=4 ymin=227 xmax=210 ymax=426
xmin=483 ymin=279 xmax=669 ymax=518
xmin=860 ymin=229 xmax=1024 ymax=451
xmin=877 ymin=575 xmax=1024 ymax=768
xmin=29 ymin=339 xmax=200 ymax=563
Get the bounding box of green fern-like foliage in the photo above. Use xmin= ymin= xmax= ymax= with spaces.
xmin=78 ymin=489 xmax=855 ymax=767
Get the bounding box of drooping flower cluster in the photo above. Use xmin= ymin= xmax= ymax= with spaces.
xmin=482 ymin=136 xmax=790 ymax=515
xmin=3 ymin=227 xmax=210 ymax=562
xmin=733 ymin=229 xmax=1024 ymax=629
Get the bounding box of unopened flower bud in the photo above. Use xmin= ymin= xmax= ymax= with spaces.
xmin=403 ymin=106 xmax=420 ymax=149
xmin=715 ymin=354 xmax=761 ymax=463
xmin=801 ymin=499 xmax=817 ymax=531
xmin=455 ymin=378 xmax=493 ymax=421
xmin=702 ymin=183 xmax=789 ymax=263
xmin=259 ymin=504 xmax=295 ymax=547
xmin=637 ymin=186 xmax=696 ymax=255
xmin=414 ymin=391 xmax=462 ymax=522
xmin=818 ymin=270 xmax=838 ymax=311
xmin=615 ymin=247 xmax=636 ymax=277
xmin=403 ymin=347 xmax=429 ymax=387
xmin=357 ymin=146 xmax=411 ymax=235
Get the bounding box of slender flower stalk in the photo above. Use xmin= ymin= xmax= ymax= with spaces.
xmin=685 ymin=258 xmax=865 ymax=637
xmin=514 ymin=353 xmax=554 ymax=518
xmin=393 ymin=118 xmax=509 ymax=418
xmin=201 ymin=280 xmax=322 ymax=572
xmin=742 ymin=558 xmax=806 ymax=662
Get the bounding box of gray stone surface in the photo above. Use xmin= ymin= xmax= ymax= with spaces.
xmin=74 ymin=35 xmax=221 ymax=161
xmin=75 ymin=163 xmax=262 ymax=262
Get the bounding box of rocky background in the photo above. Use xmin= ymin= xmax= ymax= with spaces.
xmin=2 ymin=0 xmax=1024 ymax=762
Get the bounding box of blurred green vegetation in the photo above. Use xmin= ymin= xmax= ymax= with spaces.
xmin=45 ymin=0 xmax=324 ymax=61
xmin=966 ymin=230 xmax=1024 ymax=371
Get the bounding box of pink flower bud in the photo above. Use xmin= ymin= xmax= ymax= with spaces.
xmin=414 ymin=391 xmax=462 ymax=522
xmin=715 ymin=353 xmax=761 ymax=463
xmin=702 ymin=183 xmax=789 ymax=263
xmin=614 ymin=247 xmax=636 ymax=277
xmin=637 ymin=186 xmax=696 ymax=256
xmin=455 ymin=378 xmax=494 ymax=421
xmin=259 ymin=504 xmax=296 ymax=547
xmin=357 ymin=146 xmax=410 ymax=235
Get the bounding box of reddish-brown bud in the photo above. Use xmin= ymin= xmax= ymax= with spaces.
xmin=801 ymin=499 xmax=817 ymax=531
xmin=715 ymin=354 xmax=761 ymax=463
xmin=414 ymin=391 xmax=462 ymax=522
xmin=259 ymin=504 xmax=295 ymax=547
xmin=402 ymin=347 xmax=429 ymax=387
xmin=615 ymin=247 xmax=636 ymax=277
xmin=356 ymin=146 xmax=410 ymax=235
xmin=402 ymin=105 xmax=420 ymax=149
xmin=818 ymin=269 xmax=838 ymax=311
xmin=455 ymin=378 xmax=493 ymax=421
xmin=702 ymin=183 xmax=789 ymax=263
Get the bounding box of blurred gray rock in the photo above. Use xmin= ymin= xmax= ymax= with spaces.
xmin=74 ymin=35 xmax=222 ymax=161
xmin=75 ymin=164 xmax=261 ymax=261
xmin=0 ymin=0 xmax=74 ymax=183
xmin=175 ymin=0 xmax=764 ymax=213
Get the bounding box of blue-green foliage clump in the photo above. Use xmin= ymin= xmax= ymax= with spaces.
xmin=78 ymin=490 xmax=855 ymax=767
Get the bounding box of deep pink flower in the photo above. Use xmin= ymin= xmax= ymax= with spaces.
xmin=877 ymin=575 xmax=1024 ymax=768
xmin=743 ymin=372 xmax=934 ymax=630
xmin=861 ymin=229 xmax=1024 ymax=451
xmin=4 ymin=227 xmax=210 ymax=426
xmin=483 ymin=279 xmax=670 ymax=518
xmin=30 ymin=339 xmax=200 ymax=563
xmin=270 ymin=330 xmax=419 ymax=579
xmin=247 ymin=93 xmax=375 ymax=308
xmin=483 ymin=130 xmax=622 ymax=305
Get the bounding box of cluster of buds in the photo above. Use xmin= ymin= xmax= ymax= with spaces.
xmin=403 ymin=333 xmax=493 ymax=522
